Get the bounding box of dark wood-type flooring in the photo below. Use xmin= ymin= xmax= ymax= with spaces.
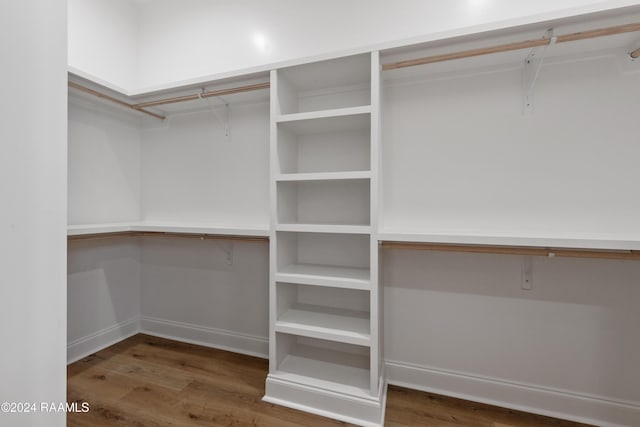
xmin=67 ymin=334 xmax=594 ymax=426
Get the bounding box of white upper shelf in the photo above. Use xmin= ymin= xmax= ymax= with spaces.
xmin=277 ymin=224 xmax=371 ymax=234
xmin=68 ymin=224 xmax=640 ymax=251
xmin=276 ymin=171 xmax=371 ymax=181
xmin=379 ymin=230 xmax=640 ymax=251
xmin=277 ymin=106 xmax=371 ymax=134
xmin=68 ymin=222 xmax=270 ymax=237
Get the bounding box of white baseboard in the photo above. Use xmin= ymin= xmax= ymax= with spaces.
xmin=140 ymin=316 xmax=268 ymax=359
xmin=264 ymin=374 xmax=387 ymax=427
xmin=386 ymin=359 xmax=640 ymax=427
xmin=67 ymin=317 xmax=140 ymax=364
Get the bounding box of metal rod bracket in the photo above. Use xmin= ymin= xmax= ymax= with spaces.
xmin=523 ymin=30 xmax=554 ymax=114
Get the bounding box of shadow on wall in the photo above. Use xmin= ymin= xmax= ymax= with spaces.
xmin=382 ymin=248 xmax=640 ymax=403
xmin=382 ymin=248 xmax=640 ymax=307
xmin=67 ymin=237 xmax=141 ymax=345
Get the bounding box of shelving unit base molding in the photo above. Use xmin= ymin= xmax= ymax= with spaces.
xmin=264 ymin=374 xmax=387 ymax=427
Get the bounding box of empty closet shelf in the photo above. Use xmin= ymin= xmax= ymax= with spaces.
xmin=276 ymin=264 xmax=370 ymax=289
xmin=273 ymin=344 xmax=371 ymax=398
xmin=276 ymin=171 xmax=371 ymax=181
xmin=277 ymin=107 xmax=371 ymax=134
xmin=276 ymin=224 xmax=370 ymax=234
xmin=276 ymin=304 xmax=370 ymax=346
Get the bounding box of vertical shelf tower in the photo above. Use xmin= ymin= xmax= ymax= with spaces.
xmin=264 ymin=52 xmax=385 ymax=426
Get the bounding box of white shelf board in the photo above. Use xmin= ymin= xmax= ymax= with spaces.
xmin=67 ymin=222 xmax=134 ymax=236
xmin=277 ymin=106 xmax=371 ymax=134
xmin=275 ymin=343 xmax=371 ymax=398
xmin=277 ymin=224 xmax=371 ymax=234
xmin=276 ymin=264 xmax=370 ymax=290
xmin=276 ymin=304 xmax=371 ymax=347
xmin=379 ymin=230 xmax=640 ymax=251
xmin=276 ymin=171 xmax=371 ymax=182
xmin=68 ymin=222 xmax=269 ymax=238
xmin=131 ymin=222 xmax=269 ymax=237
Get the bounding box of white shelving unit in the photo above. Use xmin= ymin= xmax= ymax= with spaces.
xmin=265 ymin=52 xmax=386 ymax=426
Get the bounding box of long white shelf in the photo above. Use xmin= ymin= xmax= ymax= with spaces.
xmin=277 ymin=224 xmax=371 ymax=234
xmin=274 ymin=343 xmax=371 ymax=398
xmin=68 ymin=222 xmax=270 ymax=237
xmin=67 ymin=222 xmax=134 ymax=236
xmin=276 ymin=304 xmax=370 ymax=347
xmin=68 ymin=224 xmax=639 ymax=251
xmin=277 ymin=106 xmax=371 ymax=134
xmin=276 ymin=264 xmax=370 ymax=290
xmin=379 ymin=230 xmax=640 ymax=251
xmin=276 ymin=171 xmax=371 ymax=182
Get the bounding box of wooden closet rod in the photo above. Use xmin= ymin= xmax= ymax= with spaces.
xmin=67 ymin=231 xmax=268 ymax=242
xmin=381 ymin=242 xmax=640 ymax=261
xmin=631 ymin=46 xmax=640 ymax=58
xmin=68 ymin=81 xmax=166 ymax=120
xmin=133 ymin=82 xmax=271 ymax=109
xmin=382 ymin=22 xmax=640 ymax=70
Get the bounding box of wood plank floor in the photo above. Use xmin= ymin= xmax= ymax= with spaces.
xmin=67 ymin=334 xmax=594 ymax=426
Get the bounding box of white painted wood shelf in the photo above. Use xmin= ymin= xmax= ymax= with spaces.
xmin=274 ymin=343 xmax=372 ymax=398
xmin=68 ymin=222 xmax=270 ymax=237
xmin=276 ymin=264 xmax=371 ymax=290
xmin=276 ymin=171 xmax=371 ymax=181
xmin=276 ymin=304 xmax=371 ymax=346
xmin=67 ymin=223 xmax=134 ymax=236
xmin=379 ymin=230 xmax=640 ymax=251
xmin=277 ymin=107 xmax=371 ymax=134
xmin=276 ymin=224 xmax=371 ymax=234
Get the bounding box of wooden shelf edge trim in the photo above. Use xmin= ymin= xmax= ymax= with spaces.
xmin=381 ymin=241 xmax=640 ymax=260
xmin=68 ymin=231 xmax=269 ymax=242
xmin=382 ymin=22 xmax=640 ymax=71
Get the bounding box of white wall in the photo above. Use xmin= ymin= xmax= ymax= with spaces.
xmin=133 ymin=0 xmax=640 ymax=91
xmin=68 ymin=100 xmax=142 ymax=225
xmin=138 ymin=102 xmax=270 ymax=356
xmin=383 ymin=250 xmax=640 ymax=425
xmin=141 ymin=103 xmax=269 ymax=227
xmin=67 ymin=98 xmax=142 ymax=363
xmin=140 ymin=238 xmax=269 ymax=357
xmin=67 ymin=238 xmax=141 ymax=363
xmin=381 ymin=40 xmax=640 ymax=426
xmin=0 ymin=1 xmax=67 ymax=425
xmin=382 ymin=50 xmax=640 ymax=238
xmin=68 ymin=0 xmax=138 ymax=91
xmin=68 ymin=0 xmax=640 ymax=93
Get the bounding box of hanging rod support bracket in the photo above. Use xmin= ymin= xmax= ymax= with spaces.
xmin=215 ymin=241 xmax=234 ymax=265
xmin=523 ymin=29 xmax=555 ymax=114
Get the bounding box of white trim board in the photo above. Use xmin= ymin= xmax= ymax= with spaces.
xmin=264 ymin=374 xmax=387 ymax=427
xmin=385 ymin=360 xmax=640 ymax=427
xmin=140 ymin=316 xmax=269 ymax=359
xmin=67 ymin=316 xmax=140 ymax=364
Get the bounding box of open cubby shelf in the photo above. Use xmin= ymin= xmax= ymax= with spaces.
xmin=276 ymin=264 xmax=371 ymax=290
xmin=274 ymin=335 xmax=371 ymax=398
xmin=276 ymin=304 xmax=370 ymax=346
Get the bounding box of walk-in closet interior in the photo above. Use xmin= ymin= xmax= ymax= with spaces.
xmin=6 ymin=1 xmax=640 ymax=426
